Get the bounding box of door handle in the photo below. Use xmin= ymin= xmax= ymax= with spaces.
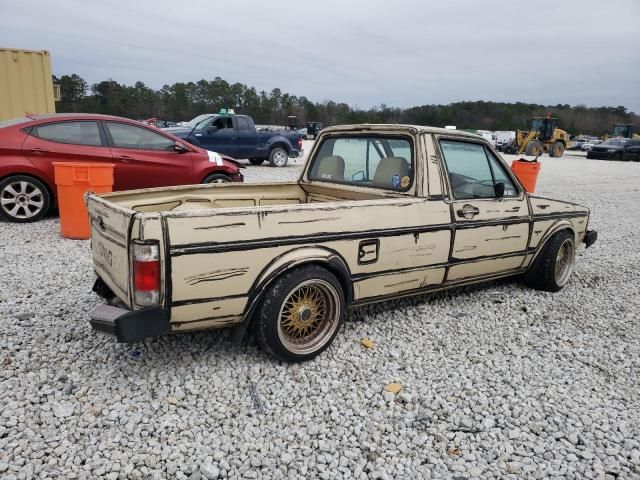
xmin=117 ymin=155 xmax=134 ymax=163
xmin=31 ymin=147 xmax=49 ymax=154
xmin=456 ymin=204 xmax=480 ymax=219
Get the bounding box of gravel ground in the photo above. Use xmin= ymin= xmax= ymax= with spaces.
xmin=1 ymin=150 xmax=639 ymax=480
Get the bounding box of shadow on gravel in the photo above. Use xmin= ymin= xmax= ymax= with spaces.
xmin=346 ymin=276 xmax=522 ymax=322
xmin=81 ymin=277 xmax=526 ymax=371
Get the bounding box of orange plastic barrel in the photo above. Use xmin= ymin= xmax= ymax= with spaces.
xmin=511 ymin=160 xmax=541 ymax=193
xmin=52 ymin=162 xmax=114 ymax=239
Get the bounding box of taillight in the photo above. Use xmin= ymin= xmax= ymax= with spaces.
xmin=297 ymin=138 xmax=303 ymax=149
xmin=133 ymin=241 xmax=160 ymax=306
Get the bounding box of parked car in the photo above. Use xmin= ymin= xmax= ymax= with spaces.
xmin=86 ymin=124 xmax=596 ymax=362
xmin=0 ymin=114 xmax=243 ymax=222
xmin=581 ymin=141 xmax=597 ymax=151
xmin=164 ymin=113 xmax=303 ymax=167
xmin=587 ymin=138 xmax=640 ymax=161
xmin=569 ymin=139 xmax=584 ymax=150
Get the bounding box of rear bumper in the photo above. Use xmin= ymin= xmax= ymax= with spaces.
xmin=583 ymin=230 xmax=597 ymax=248
xmin=89 ymin=304 xmax=170 ymax=342
xmin=289 ymin=149 xmax=302 ymax=158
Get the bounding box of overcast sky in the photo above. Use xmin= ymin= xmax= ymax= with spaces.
xmin=1 ymin=0 xmax=639 ymax=112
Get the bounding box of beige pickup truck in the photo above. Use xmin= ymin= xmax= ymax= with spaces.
xmin=87 ymin=124 xmax=597 ymax=361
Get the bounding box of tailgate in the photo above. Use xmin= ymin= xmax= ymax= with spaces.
xmin=88 ymin=195 xmax=134 ymax=305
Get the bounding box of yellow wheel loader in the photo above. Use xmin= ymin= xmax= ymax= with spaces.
xmin=505 ymin=117 xmax=570 ymax=157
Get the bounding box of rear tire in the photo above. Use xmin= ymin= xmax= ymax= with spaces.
xmin=525 ymin=140 xmax=544 ymax=157
xmin=524 ymin=230 xmax=575 ymax=292
xmin=0 ymin=175 xmax=51 ymax=223
xmin=549 ymin=141 xmax=565 ymax=158
xmin=202 ymin=173 xmax=231 ymax=184
xmin=268 ymin=147 xmax=289 ymax=167
xmin=249 ymin=158 xmax=265 ymax=166
xmin=256 ymin=265 xmax=345 ymax=362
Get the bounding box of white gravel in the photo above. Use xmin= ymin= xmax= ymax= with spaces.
xmin=1 ymin=150 xmax=639 ymax=480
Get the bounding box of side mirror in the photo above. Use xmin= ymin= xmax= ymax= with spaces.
xmin=174 ymin=142 xmax=189 ymax=154
xmin=206 ymin=126 xmax=218 ymax=135
xmin=495 ymin=182 xmax=505 ymax=198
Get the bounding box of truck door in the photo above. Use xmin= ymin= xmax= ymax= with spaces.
xmin=437 ymin=138 xmax=530 ymax=281
xmin=195 ymin=116 xmax=238 ymax=158
xmin=234 ymin=116 xmax=257 ymax=159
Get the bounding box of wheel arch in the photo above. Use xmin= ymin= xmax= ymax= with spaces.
xmin=268 ymin=141 xmax=290 ymax=154
xmin=231 ymin=246 xmax=353 ymax=341
xmin=200 ymin=169 xmax=233 ymax=183
xmin=528 ymin=220 xmax=576 ymax=267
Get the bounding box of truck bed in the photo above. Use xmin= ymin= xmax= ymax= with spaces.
xmin=87 ymin=181 xmax=435 ymax=328
xmin=95 ymin=182 xmax=391 ymax=213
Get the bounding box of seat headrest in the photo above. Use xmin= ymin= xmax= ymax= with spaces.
xmin=315 ymin=155 xmax=345 ymax=181
xmin=373 ymin=157 xmax=410 ymax=188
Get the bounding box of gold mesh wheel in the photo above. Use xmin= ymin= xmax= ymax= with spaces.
xmin=277 ymin=279 xmax=341 ymax=355
xmin=554 ymin=237 xmax=575 ymax=286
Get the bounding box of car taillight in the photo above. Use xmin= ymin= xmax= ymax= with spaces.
xmin=133 ymin=241 xmax=160 ymax=306
xmin=297 ymin=138 xmax=303 ymax=149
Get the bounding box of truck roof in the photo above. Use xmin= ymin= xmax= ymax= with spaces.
xmin=322 ymin=123 xmax=484 ymax=138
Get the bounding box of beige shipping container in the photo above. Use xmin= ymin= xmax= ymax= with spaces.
xmin=0 ymin=47 xmax=57 ymax=121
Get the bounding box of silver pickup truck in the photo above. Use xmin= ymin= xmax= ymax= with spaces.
xmin=87 ymin=124 xmax=597 ymax=361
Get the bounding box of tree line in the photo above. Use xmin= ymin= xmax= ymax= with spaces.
xmin=53 ymin=73 xmax=639 ymax=136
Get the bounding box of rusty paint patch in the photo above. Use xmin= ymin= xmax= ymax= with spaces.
xmin=194 ymin=222 xmax=246 ymax=230
xmin=278 ymin=217 xmax=339 ymax=225
xmin=384 ymin=279 xmax=419 ymax=289
xmin=485 ymin=235 xmax=522 ymax=242
xmin=185 ymin=267 xmax=249 ymax=285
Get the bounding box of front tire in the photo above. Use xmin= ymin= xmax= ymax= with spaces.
xmin=268 ymin=147 xmax=289 ymax=167
xmin=256 ymin=266 xmax=345 ymax=362
xmin=202 ymin=173 xmax=231 ymax=184
xmin=549 ymin=141 xmax=565 ymax=158
xmin=525 ymin=140 xmax=544 ymax=157
xmin=524 ymin=230 xmax=575 ymax=292
xmin=0 ymin=175 xmax=51 ymax=222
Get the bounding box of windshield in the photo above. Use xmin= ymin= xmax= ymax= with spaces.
xmin=184 ymin=114 xmax=214 ymax=129
xmin=602 ymin=139 xmax=628 ymax=146
xmin=0 ymin=117 xmax=32 ymax=129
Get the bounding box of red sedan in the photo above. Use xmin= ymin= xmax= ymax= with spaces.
xmin=0 ymin=113 xmax=244 ymax=222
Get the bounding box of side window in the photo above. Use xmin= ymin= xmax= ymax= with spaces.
xmin=236 ymin=117 xmax=250 ymax=132
xmin=212 ymin=117 xmax=232 ymax=130
xmin=309 ymin=136 xmax=413 ymax=191
xmin=440 ymin=140 xmax=518 ymax=200
xmin=106 ymin=122 xmax=174 ymax=151
xmin=34 ymin=121 xmax=102 ymax=147
xmin=485 ymin=150 xmax=518 ymax=197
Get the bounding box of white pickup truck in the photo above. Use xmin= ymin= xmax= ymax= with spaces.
xmin=87 ymin=124 xmax=597 ymax=361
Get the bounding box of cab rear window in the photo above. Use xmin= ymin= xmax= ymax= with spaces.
xmin=308 ymin=136 xmax=414 ymax=191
